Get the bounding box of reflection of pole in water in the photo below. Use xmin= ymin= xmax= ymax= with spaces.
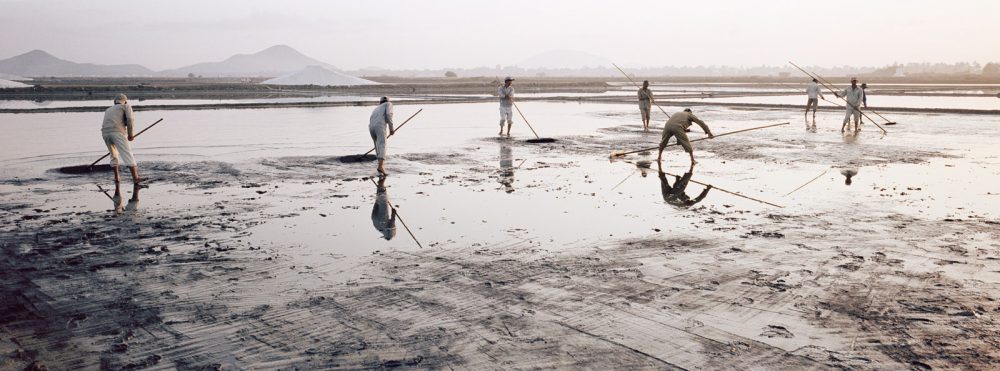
xmin=499 ymin=140 xmax=515 ymax=193
xmin=368 ymin=177 xmax=423 ymax=248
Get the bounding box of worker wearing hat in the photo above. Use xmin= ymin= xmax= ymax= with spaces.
xmin=497 ymin=77 xmax=515 ymax=136
xmin=658 ymin=108 xmax=713 ymax=166
xmin=100 ymin=93 xmax=141 ymax=184
xmin=835 ymin=77 xmax=865 ymax=133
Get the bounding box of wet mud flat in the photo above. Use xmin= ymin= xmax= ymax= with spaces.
xmin=2 ymin=103 xmax=1000 ymax=369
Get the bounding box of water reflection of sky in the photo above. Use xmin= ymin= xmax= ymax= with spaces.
xmin=2 ymin=101 xmax=998 ymax=263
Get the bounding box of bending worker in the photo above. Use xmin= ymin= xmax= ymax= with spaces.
xmin=657 ymin=108 xmax=714 ymax=166
xmin=498 ymin=76 xmax=515 ymax=137
xmin=101 ymin=93 xmax=141 ymax=185
xmin=637 ymin=80 xmax=654 ymax=132
xmin=369 ymin=96 xmax=395 ymax=175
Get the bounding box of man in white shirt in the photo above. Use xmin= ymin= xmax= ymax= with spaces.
xmin=497 ymin=77 xmax=515 ymax=137
xmin=369 ymin=96 xmax=395 ymax=175
xmin=835 ymin=77 xmax=865 ymax=133
xmin=101 ymin=93 xmax=141 ymax=184
xmin=804 ymin=78 xmax=823 ymax=126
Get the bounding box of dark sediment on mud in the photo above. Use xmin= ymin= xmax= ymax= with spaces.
xmin=53 ymin=164 xmax=115 ymax=174
xmin=337 ymin=154 xmax=377 ymax=163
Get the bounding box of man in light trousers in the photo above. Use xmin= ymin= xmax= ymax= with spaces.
xmin=835 ymin=77 xmax=864 ymax=133
xmin=498 ymin=77 xmax=515 ymax=137
xmin=101 ymin=93 xmax=141 ymax=184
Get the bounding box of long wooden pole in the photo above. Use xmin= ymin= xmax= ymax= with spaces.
xmin=777 ymin=82 xmax=844 ymax=108
xmin=612 ymin=63 xmax=671 ymax=118
xmin=784 ymin=169 xmax=829 ymax=196
xmin=788 ymin=62 xmax=888 ymax=134
xmin=89 ymin=118 xmax=163 ymax=168
xmin=610 ymin=122 xmax=789 ymax=158
xmin=362 ymin=108 xmax=423 ymax=156
xmin=660 ymin=170 xmax=784 ymax=208
xmin=810 ymin=71 xmax=897 ymax=124
xmin=512 ymin=102 xmax=541 ymax=139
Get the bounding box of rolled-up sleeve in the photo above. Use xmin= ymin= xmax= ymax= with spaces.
xmin=385 ymin=103 xmax=395 ymax=132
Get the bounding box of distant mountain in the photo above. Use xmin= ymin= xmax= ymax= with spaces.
xmin=0 ymin=50 xmax=155 ymax=77
xmin=261 ymin=65 xmax=376 ymax=86
xmin=161 ymin=45 xmax=339 ymax=77
xmin=517 ymin=50 xmax=612 ymax=69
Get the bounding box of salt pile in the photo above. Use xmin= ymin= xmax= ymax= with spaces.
xmin=0 ymin=79 xmax=30 ymax=88
xmin=0 ymin=73 xmax=31 ymax=81
xmin=261 ymin=65 xmax=376 ymax=86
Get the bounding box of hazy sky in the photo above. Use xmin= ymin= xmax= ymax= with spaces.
xmin=1 ymin=0 xmax=998 ymax=70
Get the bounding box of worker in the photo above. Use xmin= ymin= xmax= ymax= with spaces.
xmin=498 ymin=77 xmax=515 ymax=136
xmin=100 ymin=93 xmax=141 ymax=184
xmin=804 ymin=78 xmax=823 ymax=126
xmin=637 ymin=80 xmax=655 ymax=132
xmin=369 ymin=96 xmax=395 ymax=175
xmin=835 ymin=77 xmax=865 ymax=133
xmin=657 ymin=108 xmax=714 ymax=166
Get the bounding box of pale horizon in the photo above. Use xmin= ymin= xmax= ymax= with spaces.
xmin=1 ymin=0 xmax=998 ymax=71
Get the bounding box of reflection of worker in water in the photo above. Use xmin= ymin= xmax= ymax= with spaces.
xmin=371 ymin=176 xmax=397 ymax=240
xmin=498 ymin=140 xmax=515 ymax=193
xmin=637 ymin=80 xmax=654 ymax=132
xmin=840 ymin=168 xmax=858 ymax=185
xmin=657 ymin=162 xmax=711 ymax=207
xmin=369 ymin=96 xmax=395 ymax=176
xmin=658 ymin=108 xmax=713 ymax=166
xmin=498 ymin=77 xmax=515 ymax=137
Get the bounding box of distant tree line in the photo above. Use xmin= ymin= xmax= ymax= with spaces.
xmin=354 ymin=62 xmax=1000 ymax=78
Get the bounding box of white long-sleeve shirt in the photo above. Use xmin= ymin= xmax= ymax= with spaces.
xmin=840 ymin=86 xmax=864 ymax=108
xmin=806 ymin=82 xmax=822 ymax=99
xmin=369 ymin=102 xmax=394 ymax=132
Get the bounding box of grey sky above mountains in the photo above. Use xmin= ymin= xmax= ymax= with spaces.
xmin=1 ymin=0 xmax=997 ymax=71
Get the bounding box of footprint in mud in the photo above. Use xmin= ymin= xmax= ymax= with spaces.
xmin=760 ymin=325 xmax=794 ymax=338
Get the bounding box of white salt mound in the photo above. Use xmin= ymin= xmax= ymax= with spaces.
xmin=261 ymin=65 xmax=376 ymax=86
xmin=0 ymin=79 xmax=30 ymax=88
xmin=0 ymin=73 xmax=31 ymax=81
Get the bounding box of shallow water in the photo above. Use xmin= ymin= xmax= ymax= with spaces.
xmin=676 ymin=93 xmax=1000 ymax=110
xmin=2 ymin=100 xmax=998 ymax=259
xmin=3 ymin=97 xmax=1000 ymax=369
